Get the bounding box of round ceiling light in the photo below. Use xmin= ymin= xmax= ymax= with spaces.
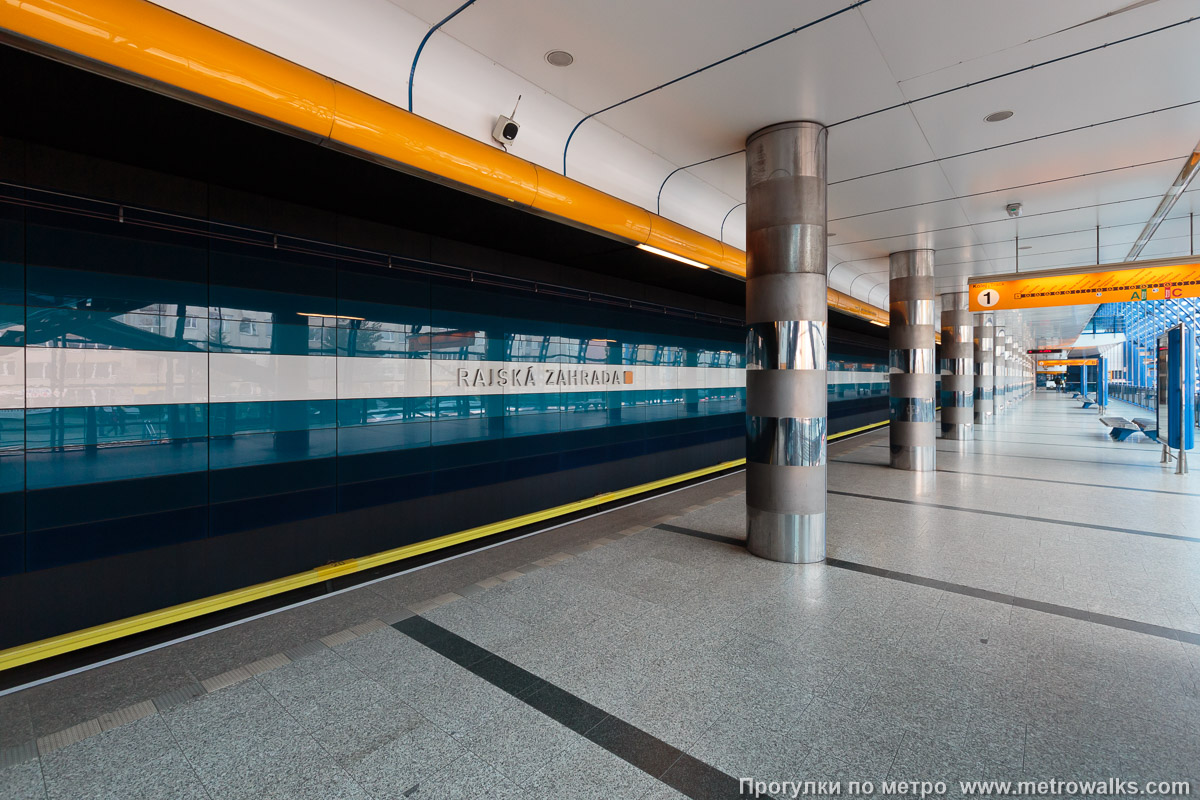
xmin=984 ymin=110 xmax=1014 ymax=123
xmin=545 ymin=50 xmax=574 ymax=67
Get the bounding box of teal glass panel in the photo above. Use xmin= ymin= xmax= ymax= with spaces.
xmin=209 ymin=400 xmax=335 ymax=436
xmin=24 ymin=404 xmax=206 ymax=449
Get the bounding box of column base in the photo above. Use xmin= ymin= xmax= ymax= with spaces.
xmin=974 ymin=411 xmax=993 ymax=425
xmin=746 ymin=507 xmax=825 ymax=563
xmin=890 ymin=445 xmax=935 ymax=471
xmin=940 ymin=423 xmax=973 ymax=440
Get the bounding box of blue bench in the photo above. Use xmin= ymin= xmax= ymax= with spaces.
xmin=1080 ymin=395 xmax=1097 ymax=409
xmin=1133 ymin=417 xmax=1159 ymax=442
xmin=1100 ymin=417 xmax=1139 ymax=441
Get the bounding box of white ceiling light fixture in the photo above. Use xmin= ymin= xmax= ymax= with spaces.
xmin=636 ymin=243 xmax=710 ymax=269
xmin=1126 ymin=141 xmax=1200 ymax=261
xmin=984 ymin=110 xmax=1014 ymax=123
xmin=545 ymin=50 xmax=574 ymax=67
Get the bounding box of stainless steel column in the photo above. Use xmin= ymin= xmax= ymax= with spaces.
xmin=939 ymin=291 xmax=974 ymax=439
xmin=889 ymin=250 xmax=936 ymax=470
xmin=973 ymin=313 xmax=994 ymax=424
xmin=744 ymin=121 xmax=827 ymax=564
xmin=993 ymin=328 xmax=1007 ymax=414
xmin=1005 ymin=335 xmax=1015 ymax=407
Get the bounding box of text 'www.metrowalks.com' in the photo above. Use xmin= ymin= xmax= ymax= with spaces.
xmin=740 ymin=778 xmax=1193 ymax=798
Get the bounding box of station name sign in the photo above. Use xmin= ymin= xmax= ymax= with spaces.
xmin=456 ymin=366 xmax=634 ymax=388
xmin=969 ymin=260 xmax=1200 ymax=312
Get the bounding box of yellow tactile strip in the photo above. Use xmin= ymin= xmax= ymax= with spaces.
xmin=0 ymin=481 xmax=743 ymax=767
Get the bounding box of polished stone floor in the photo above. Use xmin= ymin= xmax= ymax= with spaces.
xmin=2 ymin=390 xmax=1198 ymax=799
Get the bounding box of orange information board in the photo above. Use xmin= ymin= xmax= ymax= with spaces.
xmin=969 ymin=262 xmax=1200 ymax=311
xmin=1038 ymin=359 xmax=1098 ymax=367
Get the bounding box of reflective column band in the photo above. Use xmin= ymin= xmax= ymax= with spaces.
xmin=974 ymin=312 xmax=994 ymax=424
xmin=889 ymin=250 xmax=936 ymax=471
xmin=1005 ymin=335 xmax=1015 ymax=409
xmin=993 ymin=328 xmax=1007 ymax=415
xmin=939 ymin=291 xmax=974 ymax=440
xmin=744 ymin=121 xmax=827 ymax=564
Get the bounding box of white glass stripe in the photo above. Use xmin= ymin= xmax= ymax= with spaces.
xmin=208 ymin=353 xmax=336 ymax=403
xmin=0 ymin=347 xmax=23 ymax=409
xmin=25 ymin=348 xmax=208 ymax=409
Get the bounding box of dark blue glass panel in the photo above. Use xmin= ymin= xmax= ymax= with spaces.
xmin=27 ymin=504 xmax=208 ymax=571
xmin=25 ymin=440 xmax=209 ymax=489
xmin=337 ymin=267 xmax=431 ymax=359
xmin=209 ymin=242 xmax=335 ymax=321
xmin=25 ymin=470 xmax=208 ymax=533
xmin=0 ymin=531 xmax=21 ymax=577
xmin=208 ymin=428 xmax=336 ymax=470
xmin=0 ymin=203 xmax=22 ymax=309
xmin=24 ymin=404 xmax=206 ymax=449
xmin=209 ymin=400 xmax=334 ymax=436
xmin=25 ymin=211 xmax=207 ymax=313
xmin=430 ymin=283 xmax=560 ymax=340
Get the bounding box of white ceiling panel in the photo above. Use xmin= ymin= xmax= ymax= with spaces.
xmin=859 ymin=0 xmax=1119 ymax=83
xmin=590 ymin=11 xmax=910 ymax=167
xmin=828 ymin=162 xmax=957 ymax=221
xmin=890 ymin=0 xmax=1196 ymax=99
xmin=904 ymin=21 xmax=1200 ymax=160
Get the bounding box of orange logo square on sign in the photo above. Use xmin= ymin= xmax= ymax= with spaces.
xmin=624 ymin=371 xmax=633 ymax=384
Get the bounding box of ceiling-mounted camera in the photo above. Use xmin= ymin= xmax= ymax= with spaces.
xmin=492 ymin=95 xmax=522 ymax=146
xmin=1006 ymin=202 xmax=1023 ymax=218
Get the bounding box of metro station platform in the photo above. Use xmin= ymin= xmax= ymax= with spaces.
xmin=2 ymin=390 xmax=1199 ymax=799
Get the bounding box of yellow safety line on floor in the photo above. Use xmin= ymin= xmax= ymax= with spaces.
xmin=0 ymin=457 xmax=746 ymax=672
xmin=0 ymin=417 xmax=896 ymax=672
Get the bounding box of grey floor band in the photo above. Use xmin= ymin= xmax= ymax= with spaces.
xmin=654 ymin=524 xmax=1200 ymax=647
xmin=392 ymin=616 xmax=744 ymax=800
xmin=827 ymin=489 xmax=1200 ymax=544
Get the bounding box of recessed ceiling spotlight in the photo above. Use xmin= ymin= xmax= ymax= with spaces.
xmin=984 ymin=110 xmax=1014 ymax=123
xmin=545 ymin=50 xmax=574 ymax=67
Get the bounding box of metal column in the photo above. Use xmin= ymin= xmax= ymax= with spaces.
xmin=744 ymin=121 xmax=828 ymax=564
xmin=889 ymin=249 xmax=936 ymax=470
xmin=974 ymin=313 xmax=994 ymax=424
xmin=939 ymin=291 xmax=974 ymax=439
xmin=1006 ymin=335 xmax=1015 ymax=406
xmin=993 ymin=328 xmax=1006 ymax=414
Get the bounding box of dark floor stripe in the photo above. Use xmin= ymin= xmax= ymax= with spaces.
xmin=827 ymin=489 xmax=1200 ymax=544
xmin=832 ymin=459 xmax=1200 ymax=498
xmin=655 ymin=523 xmax=743 ymax=546
xmin=865 ymin=443 xmax=1169 ymax=471
xmin=392 ymin=616 xmax=744 ymax=800
xmin=654 ymin=523 xmax=1200 ymax=647
xmin=824 ymin=558 xmax=1200 ymax=647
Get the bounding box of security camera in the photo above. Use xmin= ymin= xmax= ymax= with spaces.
xmin=1006 ymin=202 xmax=1023 ymax=218
xmin=492 ymin=95 xmax=521 ymax=145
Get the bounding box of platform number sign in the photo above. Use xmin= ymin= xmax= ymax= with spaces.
xmin=976 ymin=288 xmax=1000 ymax=308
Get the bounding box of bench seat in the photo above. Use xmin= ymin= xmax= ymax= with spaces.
xmin=1132 ymin=418 xmax=1159 ymax=441
xmin=1100 ymin=416 xmax=1139 ymax=441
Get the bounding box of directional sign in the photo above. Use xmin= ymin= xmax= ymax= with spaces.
xmin=968 ymin=260 xmax=1200 ymax=311
xmin=1038 ymin=359 xmax=1098 ymax=367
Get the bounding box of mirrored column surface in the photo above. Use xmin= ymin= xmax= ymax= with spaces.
xmin=744 ymin=121 xmax=828 ymax=563
xmin=889 ymin=249 xmax=936 ymax=471
xmin=939 ymin=291 xmax=973 ymax=440
xmin=994 ymin=327 xmax=1007 ymax=415
xmin=974 ymin=312 xmax=994 ymax=424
